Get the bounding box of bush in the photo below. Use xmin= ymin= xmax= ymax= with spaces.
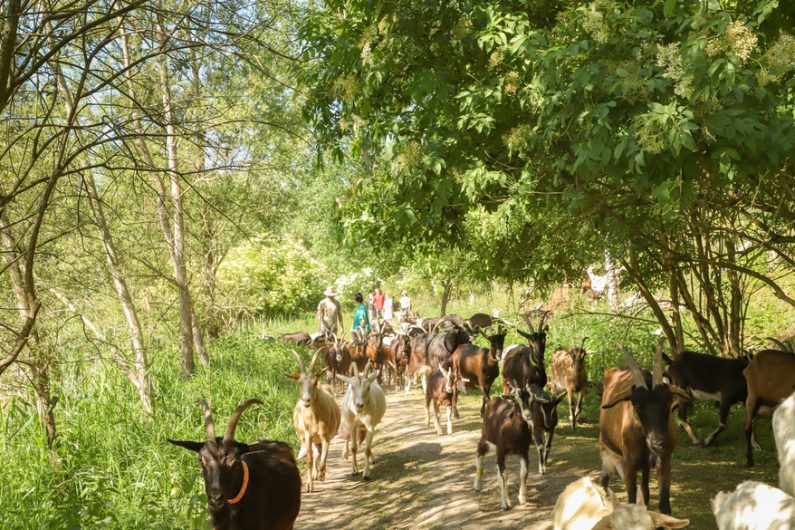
xmin=216 ymin=235 xmax=325 ymax=318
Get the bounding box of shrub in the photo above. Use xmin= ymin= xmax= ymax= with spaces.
xmin=216 ymin=235 xmax=325 ymax=318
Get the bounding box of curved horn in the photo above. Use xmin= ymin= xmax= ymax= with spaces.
xmin=224 ymin=398 xmax=263 ymax=442
xmin=309 ymin=348 xmax=323 ymax=372
xmin=767 ymin=337 xmax=791 ymax=352
xmin=580 ymin=336 xmax=589 ymax=350
xmin=197 ymin=398 xmax=216 ymax=442
xmin=521 ymin=312 xmax=535 ymax=334
xmin=619 ymin=344 xmax=648 ymax=389
xmin=363 ymin=360 xmax=372 ymax=375
xmin=352 ymin=361 xmax=359 ymax=376
xmin=291 ymin=349 xmax=306 ymax=373
xmin=539 ymin=310 xmax=551 ymax=329
xmin=653 ymin=338 xmax=665 ymax=386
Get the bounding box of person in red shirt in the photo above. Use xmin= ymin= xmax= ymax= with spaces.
xmin=373 ymin=287 xmax=386 ymax=320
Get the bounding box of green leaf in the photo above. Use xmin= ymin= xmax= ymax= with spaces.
xmin=663 ymin=0 xmax=676 ymax=17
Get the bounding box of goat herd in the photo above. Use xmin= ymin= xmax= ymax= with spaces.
xmin=168 ymin=310 xmax=795 ymax=530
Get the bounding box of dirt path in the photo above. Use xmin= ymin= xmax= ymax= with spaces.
xmin=296 ymin=388 xmax=598 ymax=529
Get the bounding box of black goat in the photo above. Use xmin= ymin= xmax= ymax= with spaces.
xmin=662 ymin=350 xmax=748 ymax=446
xmin=169 ymin=398 xmax=301 ymax=530
xmin=528 ymin=383 xmax=565 ymax=475
xmin=502 ymin=311 xmax=549 ymax=393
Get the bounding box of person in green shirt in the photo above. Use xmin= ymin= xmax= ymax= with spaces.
xmin=352 ymin=292 xmax=371 ymax=334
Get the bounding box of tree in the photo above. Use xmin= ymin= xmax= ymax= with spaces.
xmin=301 ymin=0 xmax=795 ymax=353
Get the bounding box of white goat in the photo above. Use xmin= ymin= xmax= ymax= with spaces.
xmin=552 ymin=477 xmax=689 ymax=530
xmin=287 ymin=349 xmax=341 ymax=493
xmin=712 ymin=480 xmax=795 ymax=530
xmin=773 ymin=390 xmax=795 ymax=497
xmin=338 ymin=361 xmax=386 ymax=480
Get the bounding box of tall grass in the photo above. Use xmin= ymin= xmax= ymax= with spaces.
xmin=0 ymin=336 xmax=302 ymax=529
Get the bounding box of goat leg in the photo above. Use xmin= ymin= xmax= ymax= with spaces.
xmin=362 ymin=427 xmax=375 ymax=480
xmin=496 ymin=454 xmax=511 ymax=510
xmin=350 ymin=426 xmax=360 ymax=476
xmin=304 ymin=432 xmax=314 ymax=493
xmin=518 ymin=454 xmax=529 ymax=504
xmin=446 ymin=405 xmax=453 ymax=435
xmin=318 ymin=439 xmax=330 ymax=482
xmin=432 ymin=401 xmax=443 ymax=435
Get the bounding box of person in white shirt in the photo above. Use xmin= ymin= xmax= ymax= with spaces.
xmin=316 ymin=286 xmax=343 ymax=334
xmin=398 ymin=290 xmax=411 ymax=322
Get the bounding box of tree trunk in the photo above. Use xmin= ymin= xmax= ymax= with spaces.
xmin=84 ymin=173 xmax=155 ymax=414
xmin=154 ymin=11 xmax=198 ymax=377
xmin=440 ymin=279 xmax=453 ymax=316
xmin=623 ymin=252 xmax=678 ymax=354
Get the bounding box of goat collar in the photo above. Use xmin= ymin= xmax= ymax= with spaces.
xmin=227 ymin=460 xmax=249 ymax=505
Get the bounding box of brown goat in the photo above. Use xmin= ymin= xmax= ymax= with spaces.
xmin=452 ymin=330 xmax=506 ymax=416
xmin=598 ymin=342 xmax=690 ymax=516
xmin=549 ymin=338 xmax=589 ymax=431
xmin=424 ymin=366 xmax=467 ymax=435
xmin=742 ymin=349 xmax=795 ymax=466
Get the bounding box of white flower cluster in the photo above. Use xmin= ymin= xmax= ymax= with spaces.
xmin=582 ymin=4 xmax=609 ymax=44
xmin=656 ymin=42 xmax=692 ymax=98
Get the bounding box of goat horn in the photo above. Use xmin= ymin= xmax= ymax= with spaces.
xmin=652 ymin=338 xmax=665 ymax=387
xmin=224 ymin=398 xmax=263 ymax=442
xmin=364 ymin=360 xmax=372 ymax=375
xmin=197 ymin=398 xmax=216 ymax=442
xmin=539 ymin=310 xmax=551 ymax=328
xmin=767 ymin=337 xmax=790 ymax=352
xmin=580 ymin=336 xmax=589 ymax=350
xmin=352 ymin=361 xmax=359 ymax=376
xmin=290 ymin=349 xmax=306 ymax=373
xmin=619 ymin=344 xmax=648 ymax=389
xmin=309 ymin=348 xmax=322 ymax=372
xmin=521 ymin=312 xmax=535 ymax=334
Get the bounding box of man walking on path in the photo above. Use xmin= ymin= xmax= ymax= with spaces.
xmin=373 ymin=287 xmax=386 ymax=320
xmin=316 ymin=286 xmax=343 ymax=334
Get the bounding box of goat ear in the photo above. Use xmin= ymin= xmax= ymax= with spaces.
xmin=167 ymin=439 xmax=205 ymax=452
xmin=285 ymin=372 xmax=300 ymax=380
xmin=649 ymin=511 xmax=690 ymax=528
xmin=517 ymin=330 xmax=532 ymax=340
xmin=601 ymin=389 xmax=632 ymax=409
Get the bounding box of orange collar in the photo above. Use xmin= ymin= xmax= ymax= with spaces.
xmin=228 ymin=460 xmax=249 ymax=505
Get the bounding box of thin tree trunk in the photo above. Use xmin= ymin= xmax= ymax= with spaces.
xmin=726 ymin=239 xmax=743 ymax=357
xmin=623 ymin=252 xmax=677 ymax=354
xmin=440 ymin=279 xmax=453 ymax=316
xmin=84 ymin=173 xmax=155 ymax=413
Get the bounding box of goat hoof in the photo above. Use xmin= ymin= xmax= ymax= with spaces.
xmin=362 ymin=475 xmax=371 ymax=481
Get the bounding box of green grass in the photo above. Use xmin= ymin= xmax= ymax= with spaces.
xmin=0 ymin=336 xmax=305 ymax=529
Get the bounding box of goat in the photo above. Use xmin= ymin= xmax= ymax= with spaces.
xmin=406 ymin=331 xmax=431 ymax=394
xmin=552 ymin=476 xmax=690 ymax=530
xmin=529 ymin=383 xmax=565 ymax=475
xmin=452 ymin=329 xmax=506 ymax=416
xmin=365 ymin=330 xmax=389 ymax=384
xmin=427 ymin=325 xmax=471 ymax=372
xmin=387 ymin=332 xmax=411 ymax=389
xmin=337 ymin=362 xmax=387 ymax=480
xmin=773 ymin=390 xmax=795 ymax=496
xmin=549 ymin=337 xmax=589 ymax=431
xmin=502 ymin=311 xmax=549 ymax=393
xmin=286 ymin=350 xmax=341 ymax=493
xmin=324 ymin=334 xmax=351 ymax=394
xmin=473 ymin=382 xmax=553 ymax=510
xmin=281 ymin=331 xmax=311 ymax=346
xmin=344 ymin=331 xmax=368 ymax=374
xmin=712 ymin=480 xmax=795 ymax=530
xmin=661 ymin=350 xmax=749 ymax=446
xmin=598 ymin=341 xmax=691 ymax=516
xmin=425 ymin=365 xmax=467 ymax=435
xmin=168 ymin=398 xmax=301 ymax=530
xmin=742 ymin=349 xmax=795 ymax=466
xmin=467 ymin=312 xmax=496 ymax=334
